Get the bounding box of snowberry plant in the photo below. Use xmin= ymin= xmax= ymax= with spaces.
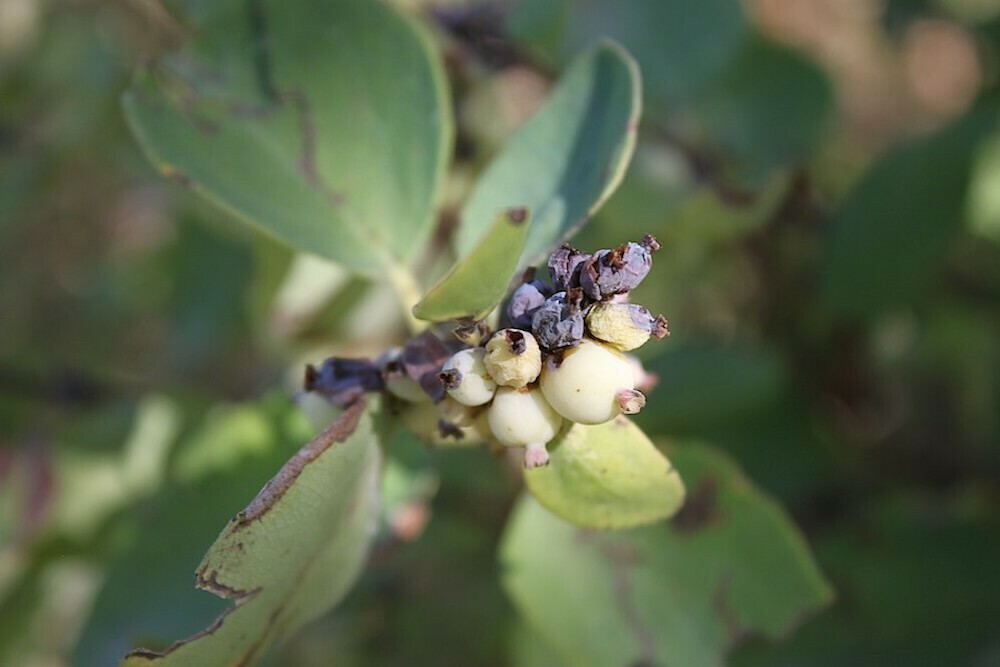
xmin=113 ymin=1 xmax=832 ymax=665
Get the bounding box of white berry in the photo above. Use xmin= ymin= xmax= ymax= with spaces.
xmin=440 ymin=348 xmax=497 ymax=407
xmin=539 ymin=339 xmax=643 ymax=424
xmin=488 ymin=386 xmax=562 ymax=467
xmin=484 ymin=329 xmax=542 ymax=388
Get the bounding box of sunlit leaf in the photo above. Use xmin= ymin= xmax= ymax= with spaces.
xmin=457 ymin=42 xmax=640 ymax=269
xmin=123 ymin=0 xmax=452 ymax=273
xmin=74 ymin=395 xmax=314 ymax=665
xmin=524 ymin=416 xmax=685 ymax=529
xmin=414 ymin=207 xmax=531 ymax=322
xmin=119 ymin=400 xmax=381 ymax=667
xmin=502 ymin=443 xmax=833 ymax=667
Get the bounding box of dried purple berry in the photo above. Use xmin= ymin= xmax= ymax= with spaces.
xmin=401 ymin=331 xmax=453 ymax=402
xmin=304 ymin=358 xmax=384 ymax=406
xmin=506 ymin=279 xmax=551 ymax=330
xmin=547 ymin=244 xmax=591 ymax=291
xmin=531 ymin=291 xmax=585 ymax=350
xmin=579 ymin=238 xmax=658 ymax=300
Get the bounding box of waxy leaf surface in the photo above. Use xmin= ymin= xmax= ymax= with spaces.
xmin=524 ymin=416 xmax=685 ymax=529
xmin=457 ymin=42 xmax=640 ymax=270
xmin=413 ymin=208 xmax=531 ymax=322
xmin=121 ymin=401 xmax=381 ymax=667
xmin=124 ymin=0 xmax=452 ymax=273
xmin=503 ymin=443 xmax=833 ymax=667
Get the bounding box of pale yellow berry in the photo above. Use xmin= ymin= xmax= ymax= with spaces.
xmin=484 ymin=329 xmax=542 ymax=388
xmin=586 ymin=302 xmax=662 ymax=351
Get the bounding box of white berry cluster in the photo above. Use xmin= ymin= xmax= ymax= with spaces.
xmin=304 ymin=237 xmax=668 ymax=469
xmin=434 ymin=236 xmax=669 ymax=468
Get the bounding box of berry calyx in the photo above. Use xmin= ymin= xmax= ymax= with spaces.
xmin=487 ymin=386 xmax=563 ymax=468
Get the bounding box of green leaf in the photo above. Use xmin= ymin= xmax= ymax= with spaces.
xmin=524 ymin=416 xmax=685 ymax=529
xmin=507 ymin=0 xmax=748 ymax=107
xmin=636 ymin=343 xmax=789 ymax=433
xmin=732 ymin=500 xmax=1000 ymax=667
xmin=697 ymin=37 xmax=832 ymax=179
xmin=123 ymin=0 xmax=451 ymax=274
xmin=120 ymin=400 xmax=381 ymax=667
xmin=413 ymin=207 xmax=531 ymax=322
xmin=501 ymin=443 xmax=833 ymax=667
xmin=457 ymin=42 xmax=640 ymax=269
xmin=821 ymin=108 xmax=996 ymax=318
xmin=73 ymin=395 xmax=311 ymax=666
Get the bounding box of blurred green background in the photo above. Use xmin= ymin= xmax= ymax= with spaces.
xmin=2 ymin=0 xmax=1000 ymax=665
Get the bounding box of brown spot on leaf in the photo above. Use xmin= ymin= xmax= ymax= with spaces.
xmin=507 ymin=206 xmax=528 ymax=224
xmin=195 ymin=568 xmax=256 ymax=601
xmin=161 ymin=165 xmax=194 ymax=188
xmin=672 ymin=475 xmax=724 ymax=534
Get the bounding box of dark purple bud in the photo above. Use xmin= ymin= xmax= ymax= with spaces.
xmin=547 ymin=244 xmax=591 ymax=291
xmin=531 ymin=291 xmax=585 ymax=349
xmin=304 ymin=358 xmax=384 ymax=406
xmin=579 ymin=241 xmax=654 ymax=300
xmin=402 ymin=331 xmax=453 ymax=402
xmin=506 ymin=279 xmax=550 ymax=330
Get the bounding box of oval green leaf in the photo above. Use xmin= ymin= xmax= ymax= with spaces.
xmin=503 ymin=443 xmax=833 ymax=667
xmin=123 ymin=0 xmax=452 ymax=274
xmin=457 ymin=41 xmax=640 ymax=269
xmin=524 ymin=416 xmax=685 ymax=529
xmin=120 ymin=400 xmax=381 ymax=667
xmin=413 ymin=207 xmax=531 ymax=322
